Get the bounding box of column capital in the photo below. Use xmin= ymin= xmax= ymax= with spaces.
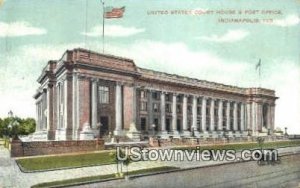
xmin=91 ymin=78 xmax=98 ymax=82
xmin=193 ymin=95 xmax=199 ymax=99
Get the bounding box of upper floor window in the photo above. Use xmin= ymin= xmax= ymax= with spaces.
xmin=140 ymin=102 xmax=147 ymax=111
xmin=99 ymin=86 xmax=109 ymax=104
xmin=140 ymin=90 xmax=147 ymax=98
xmin=166 ymin=103 xmax=172 ymax=113
xmin=152 ymin=92 xmax=160 ymax=100
xmin=153 ymin=103 xmax=160 ymax=112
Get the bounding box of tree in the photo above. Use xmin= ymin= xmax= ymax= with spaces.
xmin=0 ymin=117 xmax=36 ymax=138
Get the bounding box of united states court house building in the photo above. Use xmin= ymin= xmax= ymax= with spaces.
xmin=34 ymin=48 xmax=278 ymax=141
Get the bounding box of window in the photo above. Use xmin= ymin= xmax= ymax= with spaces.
xmin=152 ymin=92 xmax=160 ymax=100
xmin=166 ymin=104 xmax=172 ymax=113
xmin=140 ymin=90 xmax=147 ymax=98
xmin=176 ymin=95 xmax=181 ymax=103
xmin=197 ymin=107 xmax=201 ymax=115
xmin=99 ymin=86 xmax=109 ymax=104
xmin=166 ymin=94 xmax=171 ymax=102
xmin=177 ymin=105 xmax=181 ymax=113
xmin=153 ymin=103 xmax=160 ymax=112
xmin=140 ymin=102 xmax=147 ymax=111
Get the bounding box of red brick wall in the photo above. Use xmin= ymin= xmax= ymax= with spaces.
xmin=11 ymin=139 xmax=104 ymax=157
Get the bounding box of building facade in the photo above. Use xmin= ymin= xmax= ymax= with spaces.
xmin=34 ymin=48 xmax=278 ymax=140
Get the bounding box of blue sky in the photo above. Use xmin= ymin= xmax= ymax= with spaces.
xmin=0 ymin=0 xmax=299 ymax=133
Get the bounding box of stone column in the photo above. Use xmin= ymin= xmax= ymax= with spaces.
xmin=114 ymin=83 xmax=123 ymax=136
xmin=160 ymin=91 xmax=167 ymax=135
xmin=192 ymin=95 xmax=200 ymax=136
xmin=226 ymin=101 xmax=230 ymax=131
xmin=147 ymin=90 xmax=153 ymax=131
xmin=233 ymin=102 xmax=238 ymax=131
xmin=210 ymin=99 xmax=215 ymax=132
xmin=240 ymin=103 xmax=245 ymax=131
xmin=72 ymin=73 xmax=80 ymax=140
xmin=218 ymin=100 xmax=223 ymax=131
xmin=91 ymin=80 xmax=98 ymax=129
xmin=251 ymin=102 xmax=257 ymax=135
xmin=132 ymin=86 xmax=137 ymax=124
xmin=35 ymin=103 xmax=39 ymax=132
xmin=201 ymin=97 xmax=207 ymax=132
xmin=42 ymin=89 xmax=47 ymax=131
xmin=270 ymin=104 xmax=275 ymax=131
xmin=63 ymin=79 xmax=68 ymax=130
xmin=47 ymin=83 xmax=55 ymax=140
xmin=171 ymin=93 xmax=179 ymax=136
xmin=257 ymin=103 xmax=263 ymax=132
xmin=246 ymin=102 xmax=251 ymax=132
xmin=182 ymin=94 xmax=189 ymax=136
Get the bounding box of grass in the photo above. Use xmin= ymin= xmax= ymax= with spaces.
xmin=31 ymin=166 xmax=179 ymax=188
xmin=172 ymin=140 xmax=300 ymax=152
xmin=17 ymin=151 xmax=116 ymax=172
xmin=17 ymin=140 xmax=300 ymax=172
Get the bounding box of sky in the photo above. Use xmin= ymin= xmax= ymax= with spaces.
xmin=0 ymin=0 xmax=299 ymax=134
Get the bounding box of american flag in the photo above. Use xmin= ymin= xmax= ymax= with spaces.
xmin=104 ymin=6 xmax=125 ymax=19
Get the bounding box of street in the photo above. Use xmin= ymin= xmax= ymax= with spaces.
xmin=75 ymin=154 xmax=300 ymax=188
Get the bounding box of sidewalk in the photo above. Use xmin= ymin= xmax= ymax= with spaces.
xmin=1 ymin=145 xmax=300 ymax=188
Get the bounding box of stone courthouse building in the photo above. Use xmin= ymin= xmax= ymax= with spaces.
xmin=34 ymin=48 xmax=278 ymax=140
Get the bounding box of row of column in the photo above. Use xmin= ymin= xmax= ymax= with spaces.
xmin=157 ymin=92 xmax=245 ymax=133
xmin=36 ymin=90 xmax=47 ymax=132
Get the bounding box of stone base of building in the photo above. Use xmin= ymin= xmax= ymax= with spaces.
xmin=31 ymin=131 xmax=48 ymax=141
xmin=181 ymin=130 xmax=191 ymax=137
xmin=171 ymin=130 xmax=180 ymax=138
xmin=114 ymin=129 xmax=125 ymax=136
xmin=55 ymin=129 xmax=67 ymax=141
xmin=158 ymin=131 xmax=169 ymax=139
xmin=201 ymin=131 xmax=210 ymax=138
xmin=192 ymin=130 xmax=201 ymax=137
xmin=79 ymin=124 xmax=95 ymax=140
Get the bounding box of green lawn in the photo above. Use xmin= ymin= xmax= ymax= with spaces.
xmin=17 ymin=151 xmax=116 ymax=172
xmin=172 ymin=140 xmax=300 ymax=152
xmin=17 ymin=140 xmax=300 ymax=172
xmin=31 ymin=166 xmax=179 ymax=188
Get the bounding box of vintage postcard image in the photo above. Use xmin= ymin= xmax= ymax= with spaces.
xmin=0 ymin=0 xmax=300 ymax=187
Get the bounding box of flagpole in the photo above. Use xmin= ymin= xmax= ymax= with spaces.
xmin=101 ymin=0 xmax=105 ymax=53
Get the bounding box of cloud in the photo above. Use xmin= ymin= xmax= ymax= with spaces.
xmin=0 ymin=43 xmax=83 ymax=118
xmin=197 ymin=29 xmax=249 ymax=43
xmin=82 ymin=25 xmax=145 ymax=37
xmin=0 ymin=21 xmax=47 ymax=37
xmin=267 ymin=14 xmax=300 ymax=27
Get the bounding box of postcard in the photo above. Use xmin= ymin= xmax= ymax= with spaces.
xmin=0 ymin=0 xmax=299 ymax=187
